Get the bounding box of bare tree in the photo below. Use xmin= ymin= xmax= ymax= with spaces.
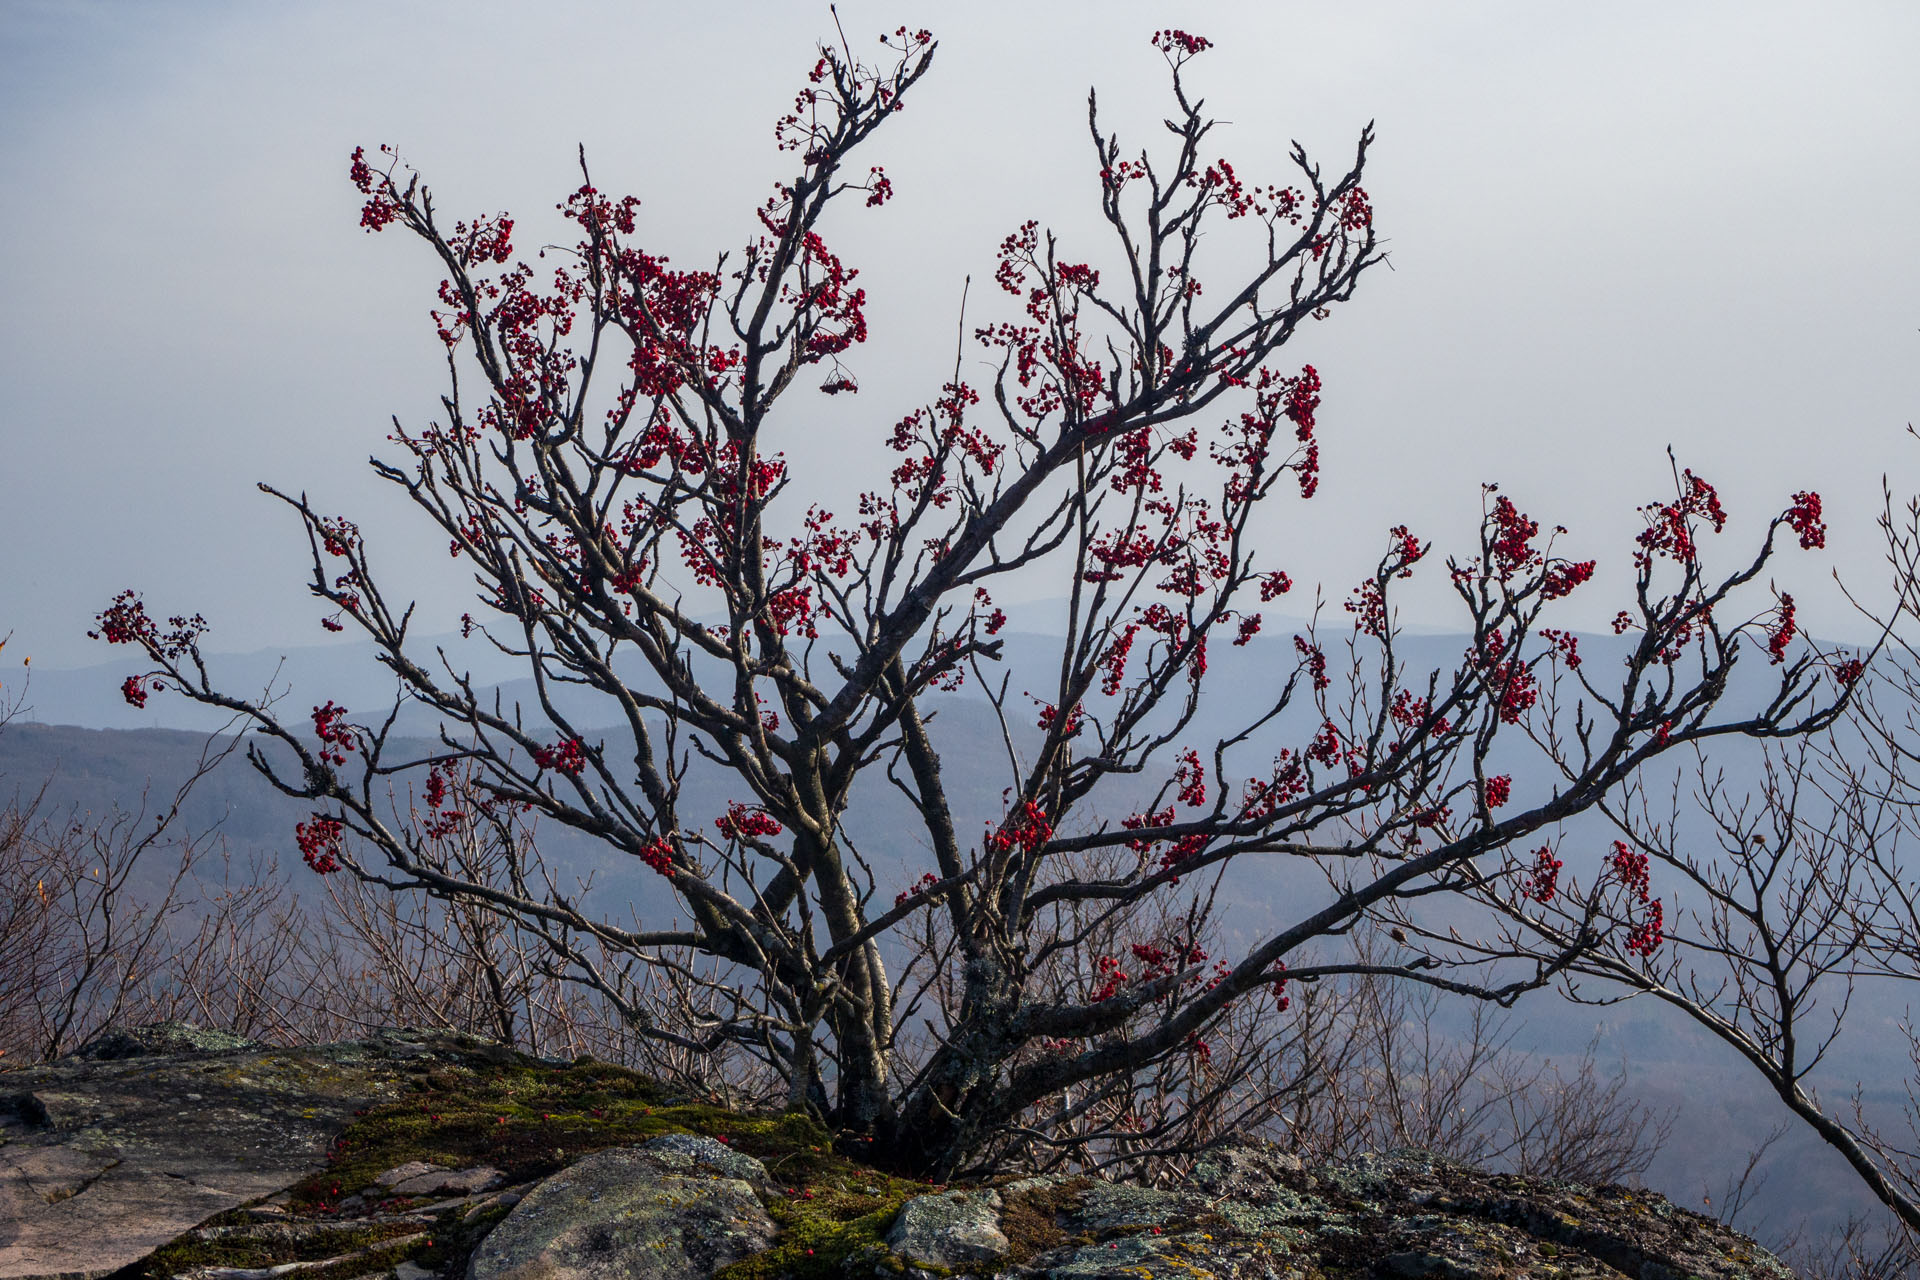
xmin=0 ymin=730 xmax=239 ymax=1062
xmin=1290 ymin=962 xmax=1670 ymax=1185
xmin=1436 ymin=481 xmax=1920 ymax=1241
xmin=95 ymin=23 xmax=1849 ymax=1176
xmin=1789 ymin=1215 xmax=1920 ymax=1280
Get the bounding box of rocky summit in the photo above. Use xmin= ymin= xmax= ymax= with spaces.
xmin=0 ymin=1024 xmax=1792 ymax=1280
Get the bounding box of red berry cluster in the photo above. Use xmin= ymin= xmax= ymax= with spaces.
xmin=93 ymin=591 xmax=157 ymax=646
xmin=1036 ymin=701 xmax=1085 ymax=739
xmin=1389 ymin=688 xmax=1449 ymax=741
xmin=1784 ymin=491 xmax=1825 ymax=550
xmin=716 ymin=802 xmax=784 ymax=841
xmin=1174 ymin=749 xmax=1207 ymax=807
xmin=1636 ymin=469 xmax=1727 ymax=568
xmin=348 ymin=146 xmax=400 ymax=232
xmin=1766 ymin=593 xmax=1797 ymax=665
xmin=1294 ymin=635 xmax=1329 ymax=691
xmin=531 ymin=737 xmax=587 ymax=777
xmin=1522 ymin=846 xmax=1562 ymax=903
xmin=311 ymin=702 xmax=355 ymax=768
xmin=987 ymin=801 xmax=1053 ymax=858
xmin=1473 ymin=630 xmax=1538 ymax=726
xmin=1347 ymin=580 xmax=1388 ymax=640
xmin=1488 ymin=496 xmax=1539 ymax=581
xmin=92 ymin=591 xmax=207 ymax=659
xmin=638 ymin=836 xmax=675 ymax=878
xmin=1538 ymin=627 xmax=1582 ymax=670
xmin=1122 ymin=805 xmax=1174 ymax=853
xmin=1626 ymin=901 xmax=1665 ymax=958
xmin=1089 ymin=954 xmax=1129 ymax=1003
xmin=1608 ymin=840 xmax=1665 ymax=956
xmin=296 ymin=815 xmax=344 ymax=875
xmin=1238 ymin=753 xmax=1310 ymax=822
xmin=1150 ymin=29 xmax=1213 ymax=56
xmin=1540 ymin=559 xmax=1595 ymax=600
xmin=1609 ymin=840 xmax=1650 ymax=897
xmin=1306 ymin=719 xmax=1347 ymax=771
xmin=317 ymin=516 xmax=359 ymax=558
xmin=894 ymin=871 xmax=940 ymax=908
xmin=417 ymin=766 xmax=468 ymax=841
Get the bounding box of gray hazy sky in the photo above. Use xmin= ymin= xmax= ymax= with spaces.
xmin=3 ymin=0 xmax=1916 ymax=670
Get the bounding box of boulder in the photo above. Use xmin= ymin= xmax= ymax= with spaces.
xmin=466 ymin=1136 xmax=776 ymax=1280
xmin=886 ymin=1189 xmax=1008 ymax=1271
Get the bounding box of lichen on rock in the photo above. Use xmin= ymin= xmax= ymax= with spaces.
xmin=466 ymin=1139 xmax=777 ymax=1280
xmin=886 ymin=1189 xmax=1009 ymax=1272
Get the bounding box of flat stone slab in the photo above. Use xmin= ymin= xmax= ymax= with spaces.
xmin=374 ymin=1160 xmax=446 ymax=1188
xmin=374 ymin=1161 xmax=507 ymax=1197
xmin=0 ymin=1026 xmax=525 ymax=1280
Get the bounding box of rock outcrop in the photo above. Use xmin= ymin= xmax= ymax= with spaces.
xmin=0 ymin=1024 xmax=1795 ymax=1280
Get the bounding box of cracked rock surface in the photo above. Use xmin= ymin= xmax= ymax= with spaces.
xmin=975 ymin=1146 xmax=1796 ymax=1280
xmin=0 ymin=1024 xmax=518 ymax=1280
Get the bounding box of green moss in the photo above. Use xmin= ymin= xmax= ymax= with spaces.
xmin=715 ymin=1134 xmax=945 ymax=1280
xmin=286 ymin=1051 xmax=905 ymax=1217
xmin=405 ymin=1200 xmax=516 ymax=1276
xmin=285 ymin=1237 xmax=425 ymax=1280
xmin=997 ymin=1178 xmax=1090 ymax=1263
xmin=286 ymin=1054 xmax=688 ymax=1209
xmin=716 ymin=1196 xmax=910 ymax=1280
